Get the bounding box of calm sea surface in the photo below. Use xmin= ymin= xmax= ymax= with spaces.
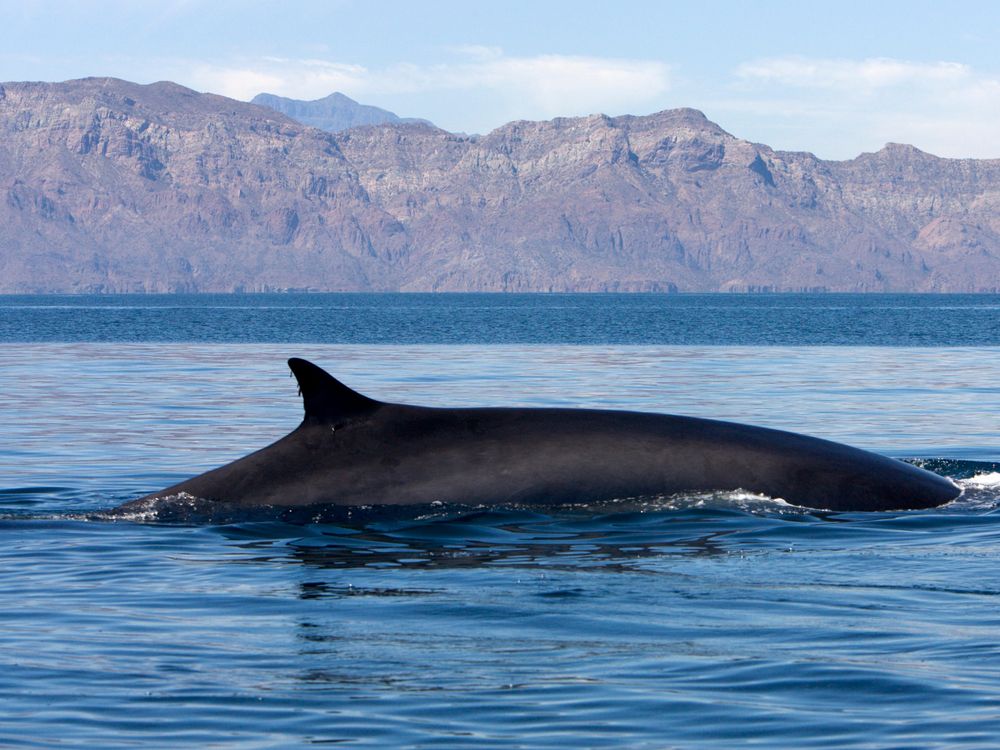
xmin=2 ymin=294 xmax=1000 ymax=748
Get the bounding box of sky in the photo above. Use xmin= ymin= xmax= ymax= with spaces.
xmin=1 ymin=0 xmax=998 ymax=159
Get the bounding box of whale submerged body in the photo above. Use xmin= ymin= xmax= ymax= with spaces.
xmin=112 ymin=357 xmax=961 ymax=519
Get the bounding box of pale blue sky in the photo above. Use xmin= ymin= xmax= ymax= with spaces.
xmin=2 ymin=0 xmax=998 ymax=158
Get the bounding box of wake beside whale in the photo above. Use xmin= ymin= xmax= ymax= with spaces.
xmin=110 ymin=357 xmax=961 ymax=520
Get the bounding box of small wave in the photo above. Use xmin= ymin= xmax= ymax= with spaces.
xmin=911 ymin=458 xmax=1000 ymax=480
xmin=960 ymin=472 xmax=1000 ymax=488
xmin=674 ymin=489 xmax=795 ymax=513
xmin=102 ymin=491 xmax=210 ymax=523
xmin=547 ymin=490 xmax=794 ymax=517
xmin=946 ymin=473 xmax=1000 ymax=511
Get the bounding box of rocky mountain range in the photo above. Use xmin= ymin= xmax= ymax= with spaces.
xmin=1 ymin=77 xmax=998 ymax=293
xmin=251 ymin=91 xmax=431 ymax=133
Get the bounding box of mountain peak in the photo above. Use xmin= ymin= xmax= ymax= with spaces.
xmin=251 ymin=91 xmax=432 ymax=133
xmin=879 ymin=142 xmax=932 ymax=157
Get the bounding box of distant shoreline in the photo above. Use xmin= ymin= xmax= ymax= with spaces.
xmin=2 ymin=290 xmax=1000 ymax=297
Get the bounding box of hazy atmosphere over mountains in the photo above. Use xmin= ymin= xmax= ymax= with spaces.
xmin=251 ymin=92 xmax=432 ymax=133
xmin=1 ymin=77 xmax=998 ymax=293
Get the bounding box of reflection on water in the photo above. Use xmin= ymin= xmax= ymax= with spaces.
xmin=280 ymin=512 xmax=732 ymax=573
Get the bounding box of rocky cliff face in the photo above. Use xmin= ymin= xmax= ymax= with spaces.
xmin=335 ymin=110 xmax=1000 ymax=292
xmin=0 ymin=78 xmax=411 ymax=292
xmin=1 ymin=78 xmax=998 ymax=292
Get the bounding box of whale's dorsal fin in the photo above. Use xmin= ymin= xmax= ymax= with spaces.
xmin=287 ymin=358 xmax=381 ymax=423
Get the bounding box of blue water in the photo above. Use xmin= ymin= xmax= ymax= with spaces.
xmin=2 ymin=295 xmax=1000 ymax=748
xmin=1 ymin=292 xmax=999 ymax=345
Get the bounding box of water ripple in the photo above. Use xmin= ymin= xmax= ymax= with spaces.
xmin=1 ymin=344 xmax=999 ymax=748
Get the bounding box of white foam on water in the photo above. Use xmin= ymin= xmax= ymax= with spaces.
xmin=602 ymin=489 xmax=792 ymax=513
xmin=106 ymin=491 xmax=207 ymax=522
xmin=959 ymin=472 xmax=1000 ymax=489
xmin=721 ymin=490 xmax=792 ymax=506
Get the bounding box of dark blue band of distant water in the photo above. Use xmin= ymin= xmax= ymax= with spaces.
xmin=2 ymin=293 xmax=999 ymax=345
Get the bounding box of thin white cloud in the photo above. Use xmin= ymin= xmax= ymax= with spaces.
xmin=477 ymin=55 xmax=671 ymax=119
xmin=737 ymin=56 xmax=971 ymax=92
xmin=189 ymin=65 xmax=286 ymax=100
xmin=717 ymin=55 xmax=1000 ymax=158
xmin=184 ymin=50 xmax=672 ymax=130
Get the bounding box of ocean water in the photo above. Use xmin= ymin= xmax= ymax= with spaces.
xmin=2 ymin=294 xmax=1000 ymax=748
xmin=1 ymin=292 xmax=999 ymax=345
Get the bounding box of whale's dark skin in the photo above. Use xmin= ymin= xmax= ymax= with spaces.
xmin=111 ymin=357 xmax=961 ymax=517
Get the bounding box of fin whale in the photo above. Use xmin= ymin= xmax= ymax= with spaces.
xmin=111 ymin=357 xmax=961 ymax=518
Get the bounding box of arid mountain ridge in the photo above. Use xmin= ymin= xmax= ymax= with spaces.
xmin=1 ymin=77 xmax=998 ymax=293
